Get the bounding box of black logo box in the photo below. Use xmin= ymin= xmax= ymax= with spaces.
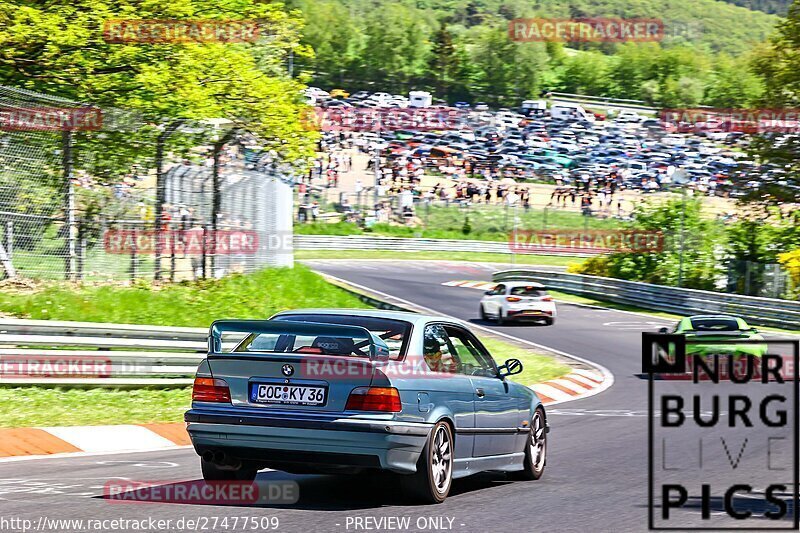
xmin=643 ymin=333 xmax=799 ymax=530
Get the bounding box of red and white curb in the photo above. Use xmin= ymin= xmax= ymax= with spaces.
xmin=531 ymin=368 xmax=606 ymax=405
xmin=0 ymin=423 xmax=190 ymax=462
xmin=443 ymin=280 xmax=496 ymax=291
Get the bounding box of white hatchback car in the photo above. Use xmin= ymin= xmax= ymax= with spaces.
xmin=480 ymin=282 xmax=557 ymax=325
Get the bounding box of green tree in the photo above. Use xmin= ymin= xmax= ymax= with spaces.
xmin=0 ymin=0 xmax=315 ymax=159
xmin=704 ymin=54 xmax=763 ymax=107
xmin=571 ymin=198 xmax=722 ymax=290
xmin=428 ymin=23 xmax=460 ymax=98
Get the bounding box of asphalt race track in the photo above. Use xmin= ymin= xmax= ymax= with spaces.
xmin=0 ymin=260 xmax=795 ymax=533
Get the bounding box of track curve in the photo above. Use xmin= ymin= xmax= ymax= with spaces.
xmin=0 ymin=260 xmax=783 ymax=532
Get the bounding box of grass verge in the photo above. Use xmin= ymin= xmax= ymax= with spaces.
xmin=0 ymin=387 xmax=192 ymax=427
xmin=481 ymin=336 xmax=571 ymax=386
xmin=296 ymin=205 xmax=624 ymax=241
xmin=0 ymin=264 xmax=369 ymax=326
xmin=295 ymin=249 xmax=584 ymax=267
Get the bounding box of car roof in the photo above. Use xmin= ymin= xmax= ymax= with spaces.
xmin=271 ymin=308 xmax=464 ymax=327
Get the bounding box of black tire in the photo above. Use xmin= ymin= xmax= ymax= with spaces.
xmin=511 ymin=407 xmax=547 ymax=481
xmin=403 ymin=421 xmax=453 ymax=504
xmin=496 ymin=311 xmax=506 ymax=326
xmin=479 ymin=304 xmax=488 ymax=321
xmin=201 ymin=457 xmax=258 ymax=482
xmin=543 ymin=317 xmax=555 ymax=326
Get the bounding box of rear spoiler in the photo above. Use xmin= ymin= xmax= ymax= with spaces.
xmin=208 ymin=320 xmax=390 ymax=360
xmin=685 ymin=330 xmax=747 ymax=336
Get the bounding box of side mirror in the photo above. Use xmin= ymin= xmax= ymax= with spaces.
xmin=498 ymin=358 xmax=523 ymax=378
xmin=658 ymin=327 xmax=669 ymax=334
xmin=750 ymin=327 xmax=759 ymax=334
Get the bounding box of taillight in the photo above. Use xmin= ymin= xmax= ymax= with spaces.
xmin=506 ymin=296 xmax=522 ymax=302
xmin=192 ymin=377 xmax=231 ymax=403
xmin=345 ymin=387 xmax=402 ymax=412
xmin=541 ymin=296 xmax=553 ymax=302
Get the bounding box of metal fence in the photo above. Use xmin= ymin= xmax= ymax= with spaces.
xmin=0 ymin=85 xmax=295 ymax=282
xmin=493 ymin=269 xmax=800 ymax=330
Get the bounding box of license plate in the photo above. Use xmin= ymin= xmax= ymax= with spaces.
xmin=250 ymin=383 xmax=327 ymax=406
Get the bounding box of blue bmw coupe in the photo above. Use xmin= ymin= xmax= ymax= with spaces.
xmin=185 ymin=309 xmax=548 ymax=503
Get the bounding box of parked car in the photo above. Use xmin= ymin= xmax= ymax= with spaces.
xmin=185 ymin=310 xmax=548 ymax=503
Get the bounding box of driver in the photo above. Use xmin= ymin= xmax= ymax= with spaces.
xmin=423 ymin=332 xmax=458 ymax=373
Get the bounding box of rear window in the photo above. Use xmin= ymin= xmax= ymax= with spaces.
xmin=689 ymin=318 xmax=740 ymax=332
xmin=509 ymin=286 xmax=546 ymax=297
xmin=272 ymin=314 xmax=412 ymax=360
xmin=234 ymin=332 xmax=375 ymax=357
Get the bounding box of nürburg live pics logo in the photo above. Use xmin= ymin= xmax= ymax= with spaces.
xmin=643 ymin=332 xmax=799 ymax=530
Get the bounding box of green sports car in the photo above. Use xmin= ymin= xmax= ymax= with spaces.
xmin=660 ymin=315 xmax=768 ymax=377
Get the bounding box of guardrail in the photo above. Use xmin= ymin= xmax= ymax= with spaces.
xmin=549 ymin=94 xmax=657 ymax=115
xmin=0 ymin=319 xmax=209 ymax=386
xmin=493 ymin=270 xmax=800 ymax=330
xmin=295 ymin=235 xmax=596 ymax=256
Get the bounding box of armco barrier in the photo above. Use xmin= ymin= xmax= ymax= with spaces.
xmin=295 ymin=235 xmax=595 ymax=256
xmin=0 ymin=319 xmax=208 ymax=386
xmin=493 ymin=270 xmax=800 ymax=330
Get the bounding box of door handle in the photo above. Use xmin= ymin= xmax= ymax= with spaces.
xmin=475 ymin=388 xmax=485 ymax=398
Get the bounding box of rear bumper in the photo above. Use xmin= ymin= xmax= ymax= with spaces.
xmin=507 ymin=309 xmax=553 ymax=320
xmin=185 ymin=409 xmax=432 ymax=474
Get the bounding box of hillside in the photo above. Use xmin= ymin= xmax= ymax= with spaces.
xmin=289 ymin=0 xmax=777 ymax=106
xmin=410 ymin=0 xmax=780 ymax=53
xmin=722 ymin=0 xmax=792 ymax=15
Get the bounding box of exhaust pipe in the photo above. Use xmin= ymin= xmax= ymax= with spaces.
xmin=203 ymin=449 xmax=242 ymax=470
